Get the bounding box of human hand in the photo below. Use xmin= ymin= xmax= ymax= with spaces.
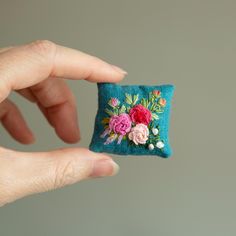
xmin=0 ymin=40 xmax=126 ymax=206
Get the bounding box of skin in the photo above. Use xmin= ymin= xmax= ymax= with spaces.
xmin=0 ymin=40 xmax=127 ymax=207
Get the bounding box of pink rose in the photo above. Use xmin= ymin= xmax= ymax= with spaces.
xmin=109 ymin=113 xmax=132 ymax=135
xmin=128 ymin=124 xmax=149 ymax=145
xmin=129 ymin=104 xmax=152 ymax=125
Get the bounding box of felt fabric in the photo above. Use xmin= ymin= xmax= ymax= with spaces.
xmin=89 ymin=83 xmax=175 ymax=158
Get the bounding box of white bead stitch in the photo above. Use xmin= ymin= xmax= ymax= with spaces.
xmin=152 ymin=128 xmax=159 ymax=136
xmin=148 ymin=144 xmax=155 ymax=150
xmin=156 ymin=141 xmax=164 ymax=149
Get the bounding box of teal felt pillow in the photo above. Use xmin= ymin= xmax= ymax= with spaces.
xmin=89 ymin=83 xmax=175 ymax=158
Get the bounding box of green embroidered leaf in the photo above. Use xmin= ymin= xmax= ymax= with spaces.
xmin=151 ymin=103 xmax=164 ymax=113
xmin=126 ymin=106 xmax=131 ymax=112
xmin=108 ymin=100 xmax=113 ymax=108
xmin=149 ymin=121 xmax=155 ymax=129
xmin=141 ymin=98 xmax=149 ymax=108
xmin=150 ymin=103 xmax=155 ymax=112
xmin=148 ymin=92 xmax=153 ymax=101
xmin=113 ymin=108 xmax=119 ymax=115
xmin=125 ymin=93 xmax=133 ymax=105
xmin=105 ymin=108 xmax=115 ymax=116
xmin=156 ymin=110 xmax=164 ymax=114
xmin=140 ymin=98 xmax=145 ymax=107
xmin=119 ymin=104 xmax=126 ymax=114
xmin=132 ymin=94 xmax=139 ymax=105
xmin=151 ymin=113 xmax=159 ymax=120
xmin=155 ymin=106 xmax=164 ymax=113
xmin=148 ymin=92 xmax=155 ymax=104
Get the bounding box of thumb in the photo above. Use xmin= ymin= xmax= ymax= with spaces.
xmin=0 ymin=147 xmax=119 ymax=206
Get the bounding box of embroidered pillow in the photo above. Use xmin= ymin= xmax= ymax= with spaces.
xmin=89 ymin=83 xmax=175 ymax=158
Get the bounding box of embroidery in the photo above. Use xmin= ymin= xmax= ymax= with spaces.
xmin=100 ymin=90 xmax=167 ymax=150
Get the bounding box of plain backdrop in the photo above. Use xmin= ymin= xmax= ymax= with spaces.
xmin=0 ymin=0 xmax=236 ymax=235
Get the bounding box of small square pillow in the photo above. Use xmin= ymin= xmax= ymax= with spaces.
xmin=89 ymin=83 xmax=175 ymax=158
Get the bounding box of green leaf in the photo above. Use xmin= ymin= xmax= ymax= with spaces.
xmin=150 ymin=103 xmax=155 ymax=112
xmin=105 ymin=108 xmax=114 ymax=116
xmin=149 ymin=92 xmax=155 ymax=104
xmin=151 ymin=103 xmax=164 ymax=113
xmin=141 ymin=98 xmax=146 ymax=107
xmin=125 ymin=93 xmax=133 ymax=105
xmin=108 ymin=100 xmax=114 ymax=108
xmin=151 ymin=113 xmax=159 ymax=120
xmin=114 ymin=108 xmax=119 ymax=115
xmin=119 ymin=104 xmax=126 ymax=114
xmin=132 ymin=94 xmax=139 ymax=105
xmin=148 ymin=92 xmax=153 ymax=101
xmin=156 ymin=109 xmax=164 ymax=114
xmin=150 ymin=122 xmax=155 ymax=129
xmin=141 ymin=98 xmax=149 ymax=108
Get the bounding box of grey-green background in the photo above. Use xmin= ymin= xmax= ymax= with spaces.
xmin=0 ymin=0 xmax=236 ymax=235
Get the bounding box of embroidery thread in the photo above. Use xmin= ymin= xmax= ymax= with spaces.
xmin=100 ymin=90 xmax=167 ymax=150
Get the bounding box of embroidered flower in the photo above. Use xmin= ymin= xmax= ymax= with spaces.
xmin=158 ymin=98 xmax=166 ymax=107
xmin=128 ymin=124 xmax=149 ymax=145
xmin=152 ymin=128 xmax=159 ymax=136
xmin=109 ymin=113 xmax=132 ymax=135
xmin=129 ymin=104 xmax=152 ymax=125
xmin=152 ymin=90 xmax=161 ymax=97
xmin=108 ymin=98 xmax=119 ymax=107
xmin=156 ymin=141 xmax=165 ymax=149
xmin=100 ymin=90 xmax=167 ymax=149
xmin=101 ymin=113 xmax=132 ymax=145
xmin=148 ymin=143 xmax=155 ymax=150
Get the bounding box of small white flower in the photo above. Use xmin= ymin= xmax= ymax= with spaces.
xmin=152 ymin=128 xmax=159 ymax=136
xmin=156 ymin=141 xmax=164 ymax=149
xmin=148 ymin=144 xmax=154 ymax=150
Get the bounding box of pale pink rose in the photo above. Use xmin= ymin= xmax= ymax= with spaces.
xmin=128 ymin=123 xmax=149 ymax=145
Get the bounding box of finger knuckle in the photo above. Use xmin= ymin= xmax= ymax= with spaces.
xmin=29 ymin=40 xmax=56 ymax=57
xmin=89 ymin=55 xmax=105 ymax=68
xmin=54 ymin=159 xmax=78 ymax=189
xmin=0 ymin=80 xmax=11 ymax=102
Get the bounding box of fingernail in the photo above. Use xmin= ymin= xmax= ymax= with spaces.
xmin=111 ymin=65 xmax=128 ymax=75
xmin=90 ymin=158 xmax=119 ymax=178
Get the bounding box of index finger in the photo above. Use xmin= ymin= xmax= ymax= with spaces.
xmin=0 ymin=40 xmax=127 ymax=102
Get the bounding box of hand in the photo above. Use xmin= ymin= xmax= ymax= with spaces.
xmin=0 ymin=40 xmax=126 ymax=207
